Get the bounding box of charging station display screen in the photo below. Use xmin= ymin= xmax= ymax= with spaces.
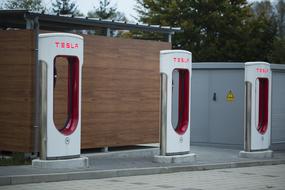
xmin=257 ymin=78 xmax=269 ymax=134
xmin=171 ymin=69 xmax=189 ymax=135
xmin=53 ymin=56 xmax=79 ymax=136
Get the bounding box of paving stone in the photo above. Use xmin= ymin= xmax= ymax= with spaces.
xmin=262 ymin=175 xmax=279 ymax=178
xmin=130 ymin=182 xmax=148 ymax=185
xmin=155 ymin=185 xmax=175 ymax=188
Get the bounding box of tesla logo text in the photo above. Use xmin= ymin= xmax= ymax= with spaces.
xmin=173 ymin=57 xmax=190 ymax=63
xmin=256 ymin=68 xmax=269 ymax=74
xmin=55 ymin=41 xmax=79 ymax=49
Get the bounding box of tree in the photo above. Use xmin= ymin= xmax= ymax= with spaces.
xmin=87 ymin=0 xmax=126 ymax=21
xmin=269 ymin=37 xmax=285 ymax=63
xmin=276 ymin=0 xmax=285 ymax=37
xmin=87 ymin=0 xmax=127 ymax=36
xmin=251 ymin=0 xmax=274 ymax=19
xmin=245 ymin=13 xmax=277 ymax=62
xmin=135 ymin=0 xmax=280 ymax=62
xmin=52 ymin=0 xmax=80 ymax=15
xmin=87 ymin=0 xmax=116 ymax=19
xmin=250 ymin=0 xmax=285 ymax=63
xmin=136 ymin=0 xmax=260 ymax=62
xmin=244 ymin=1 xmax=277 ymax=62
xmin=1 ymin=0 xmax=45 ymax=11
xmin=268 ymin=0 xmax=285 ymax=63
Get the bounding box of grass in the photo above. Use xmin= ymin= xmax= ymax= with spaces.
xmin=0 ymin=152 xmax=31 ymax=166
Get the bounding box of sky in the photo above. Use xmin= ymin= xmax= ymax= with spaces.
xmin=43 ymin=0 xmax=139 ymax=21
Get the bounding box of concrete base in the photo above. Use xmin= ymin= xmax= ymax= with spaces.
xmin=32 ymin=156 xmax=89 ymax=169
xmin=239 ymin=150 xmax=273 ymax=159
xmin=153 ymin=153 xmax=196 ymax=164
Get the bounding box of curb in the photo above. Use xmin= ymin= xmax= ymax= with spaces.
xmin=1 ymin=159 xmax=285 ymax=186
xmin=84 ymin=148 xmax=159 ymax=159
xmin=32 ymin=156 xmax=89 ymax=169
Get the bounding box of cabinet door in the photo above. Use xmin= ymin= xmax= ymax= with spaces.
xmin=272 ymin=72 xmax=285 ymax=147
xmin=208 ymin=70 xmax=244 ymax=147
xmin=191 ymin=70 xmax=210 ymax=143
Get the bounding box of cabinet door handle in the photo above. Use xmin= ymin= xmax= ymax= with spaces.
xmin=213 ymin=92 xmax=216 ymax=101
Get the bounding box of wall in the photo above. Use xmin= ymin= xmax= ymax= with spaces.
xmin=81 ymin=35 xmax=170 ymax=149
xmin=0 ymin=30 xmax=35 ymax=152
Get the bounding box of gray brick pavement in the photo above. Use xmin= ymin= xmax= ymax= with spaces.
xmin=1 ymin=146 xmax=285 ymax=186
xmin=1 ymin=164 xmax=284 ymax=190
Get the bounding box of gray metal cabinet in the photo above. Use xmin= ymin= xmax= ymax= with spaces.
xmin=271 ymin=70 xmax=285 ymax=149
xmin=191 ymin=66 xmax=244 ymax=148
xmin=191 ymin=63 xmax=285 ymax=150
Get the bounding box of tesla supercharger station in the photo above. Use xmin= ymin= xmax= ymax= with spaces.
xmin=155 ymin=50 xmax=195 ymax=163
xmin=240 ymin=62 xmax=273 ymax=158
xmin=37 ymin=33 xmax=84 ymax=161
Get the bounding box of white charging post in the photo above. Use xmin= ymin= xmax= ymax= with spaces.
xmin=154 ymin=50 xmax=196 ymax=163
xmin=240 ymin=62 xmax=273 ymax=159
xmin=32 ymin=33 xmax=88 ymax=168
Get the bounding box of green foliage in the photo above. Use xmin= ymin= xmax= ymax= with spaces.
xmin=87 ymin=0 xmax=127 ymax=36
xmin=269 ymin=37 xmax=285 ymax=63
xmin=251 ymin=0 xmax=274 ymax=18
xmin=136 ymin=0 xmax=282 ymax=63
xmin=270 ymin=0 xmax=285 ymax=64
xmin=52 ymin=0 xmax=81 ymax=15
xmin=87 ymin=0 xmax=116 ymax=19
xmin=0 ymin=153 xmax=31 ymax=166
xmin=276 ymin=0 xmax=285 ymax=37
xmin=2 ymin=0 xmax=45 ymax=11
xmin=87 ymin=0 xmax=126 ymax=21
xmin=243 ymin=1 xmax=277 ymax=62
xmin=137 ymin=0 xmax=249 ymax=61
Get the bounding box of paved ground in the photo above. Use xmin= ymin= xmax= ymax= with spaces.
xmin=1 ymin=164 xmax=284 ymax=190
xmin=1 ymin=146 xmax=285 ymax=176
xmin=1 ymin=145 xmax=285 ymax=186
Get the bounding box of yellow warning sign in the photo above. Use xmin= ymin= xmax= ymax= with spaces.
xmin=226 ymin=90 xmax=235 ymax=102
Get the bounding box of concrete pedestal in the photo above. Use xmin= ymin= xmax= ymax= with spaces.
xmin=239 ymin=150 xmax=273 ymax=159
xmin=154 ymin=153 xmax=196 ymax=164
xmin=32 ymin=156 xmax=89 ymax=169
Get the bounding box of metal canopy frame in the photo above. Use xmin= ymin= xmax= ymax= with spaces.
xmin=0 ymin=10 xmax=182 ymax=42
